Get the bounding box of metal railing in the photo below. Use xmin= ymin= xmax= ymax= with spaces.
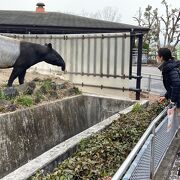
xmin=112 ymin=105 xmax=179 ymax=180
xmin=145 ymin=74 xmax=162 ymax=92
xmin=132 ymin=48 xmax=148 ymax=64
xmin=3 ymin=33 xmax=145 ymax=100
xmin=5 ymin=33 xmax=131 ymax=79
xmin=131 ymin=71 xmax=164 ymax=93
xmin=141 ymin=73 xmax=163 ymax=92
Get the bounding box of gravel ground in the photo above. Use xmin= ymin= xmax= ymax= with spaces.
xmin=0 ymin=69 xmax=79 ymax=114
xmin=0 ymin=69 xmax=65 ymax=85
xmin=0 ymin=68 xmax=160 ymax=103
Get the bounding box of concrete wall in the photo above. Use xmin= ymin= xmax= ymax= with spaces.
xmin=0 ymin=94 xmax=134 ymax=178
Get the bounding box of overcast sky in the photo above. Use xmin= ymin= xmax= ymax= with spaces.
xmin=0 ymin=0 xmax=179 ymax=25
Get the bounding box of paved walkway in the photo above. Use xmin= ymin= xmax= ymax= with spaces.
xmin=132 ymin=65 xmax=166 ymax=94
xmin=155 ymin=130 xmax=180 ymax=180
xmin=168 ymin=147 xmax=180 ymax=179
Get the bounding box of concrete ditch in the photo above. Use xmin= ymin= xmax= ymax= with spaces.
xmin=0 ymin=94 xmax=148 ymax=179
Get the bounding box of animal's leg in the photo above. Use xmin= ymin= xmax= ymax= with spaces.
xmin=18 ymin=70 xmax=26 ymax=85
xmin=7 ymin=68 xmax=25 ymax=86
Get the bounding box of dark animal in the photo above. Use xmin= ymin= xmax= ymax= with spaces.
xmin=0 ymin=35 xmax=65 ymax=86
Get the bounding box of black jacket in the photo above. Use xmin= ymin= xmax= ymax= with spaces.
xmin=161 ymin=60 xmax=180 ymax=107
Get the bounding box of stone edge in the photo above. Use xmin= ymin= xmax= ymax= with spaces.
xmin=1 ymin=98 xmax=148 ymax=180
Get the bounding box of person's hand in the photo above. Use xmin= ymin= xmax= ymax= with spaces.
xmin=167 ymin=108 xmax=175 ymax=116
xmin=169 ymin=100 xmax=175 ymax=105
xmin=158 ymin=96 xmax=165 ymax=103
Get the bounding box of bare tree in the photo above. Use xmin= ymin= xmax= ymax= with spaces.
xmin=133 ymin=7 xmax=144 ymax=26
xmin=134 ymin=6 xmax=160 ymax=47
xmin=133 ymin=0 xmax=180 ymax=52
xmin=161 ymin=0 xmax=180 ymax=51
xmin=78 ymin=6 xmax=121 ymax=22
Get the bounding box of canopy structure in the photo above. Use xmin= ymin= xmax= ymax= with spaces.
xmin=0 ymin=10 xmax=149 ymax=34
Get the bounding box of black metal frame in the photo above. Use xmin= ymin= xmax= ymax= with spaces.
xmin=7 ymin=31 xmax=144 ymax=100
xmin=129 ymin=32 xmax=143 ymax=100
xmin=135 ymin=34 xmax=143 ymax=100
xmin=0 ymin=25 xmax=148 ymax=35
xmin=68 ymin=32 xmax=144 ymax=100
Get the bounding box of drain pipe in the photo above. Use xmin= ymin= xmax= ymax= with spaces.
xmin=112 ymin=107 xmax=167 ymax=180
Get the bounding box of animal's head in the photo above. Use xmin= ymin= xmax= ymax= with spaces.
xmin=44 ymin=43 xmax=65 ymax=71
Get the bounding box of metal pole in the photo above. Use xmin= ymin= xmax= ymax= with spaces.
xmin=81 ymin=36 xmax=84 ymax=75
xmin=75 ymin=38 xmax=78 ymax=73
xmin=129 ymin=30 xmax=135 ymax=80
xmin=120 ymin=36 xmax=125 ymax=76
xmin=93 ymin=37 xmax=97 ymax=76
xmin=100 ymin=37 xmax=104 ymax=76
xmin=136 ymin=34 xmax=143 ymax=100
xmin=150 ymin=125 xmax=156 ymax=180
xmin=107 ymin=37 xmax=110 ymax=77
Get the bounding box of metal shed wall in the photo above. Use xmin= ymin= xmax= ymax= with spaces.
xmin=4 ymin=33 xmax=130 ymax=90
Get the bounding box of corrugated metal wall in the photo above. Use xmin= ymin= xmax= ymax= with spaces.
xmin=5 ymin=33 xmax=130 ymax=89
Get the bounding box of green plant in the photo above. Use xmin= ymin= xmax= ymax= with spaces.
xmin=73 ymin=87 xmax=81 ymax=95
xmin=132 ymin=102 xmax=142 ymax=112
xmin=34 ymin=90 xmax=44 ymax=104
xmin=143 ymin=42 xmax=149 ymax=50
xmin=39 ymin=80 xmax=52 ymax=94
xmin=0 ymin=89 xmax=5 ymax=100
xmin=15 ymin=96 xmax=33 ymax=107
xmin=31 ymin=102 xmax=164 ymax=179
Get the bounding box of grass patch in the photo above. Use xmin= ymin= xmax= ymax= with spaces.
xmin=14 ymin=96 xmax=33 ymax=107
xmin=0 ymin=80 xmax=81 ymax=113
xmin=39 ymin=80 xmax=52 ymax=94
xmin=0 ymin=89 xmax=5 ymax=100
xmin=132 ymin=102 xmax=142 ymax=112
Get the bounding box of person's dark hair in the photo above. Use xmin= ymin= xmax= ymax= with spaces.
xmin=157 ymin=48 xmax=174 ymax=61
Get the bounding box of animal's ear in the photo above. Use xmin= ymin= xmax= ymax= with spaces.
xmin=45 ymin=43 xmax=52 ymax=49
xmin=48 ymin=43 xmax=52 ymax=49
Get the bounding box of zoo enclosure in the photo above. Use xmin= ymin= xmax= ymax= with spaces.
xmin=5 ymin=32 xmax=144 ymax=100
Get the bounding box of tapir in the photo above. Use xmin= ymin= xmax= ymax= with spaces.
xmin=0 ymin=35 xmax=65 ymax=86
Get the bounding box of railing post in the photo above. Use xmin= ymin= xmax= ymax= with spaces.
xmin=129 ymin=30 xmax=135 ymax=80
xmin=150 ymin=125 xmax=156 ymax=180
xmin=136 ymin=34 xmax=143 ymax=100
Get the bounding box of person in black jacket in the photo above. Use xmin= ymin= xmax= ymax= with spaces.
xmin=157 ymin=48 xmax=180 ymax=124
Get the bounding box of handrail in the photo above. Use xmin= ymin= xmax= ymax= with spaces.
xmin=112 ymin=107 xmax=168 ymax=180
xmin=132 ymin=71 xmax=162 ymax=78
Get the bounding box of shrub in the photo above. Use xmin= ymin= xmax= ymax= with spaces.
xmin=39 ymin=80 xmax=52 ymax=94
xmin=0 ymin=89 xmax=4 ymax=100
xmin=15 ymin=96 xmax=33 ymax=107
xmin=73 ymin=87 xmax=81 ymax=95
xmin=132 ymin=102 xmax=141 ymax=112
xmin=34 ymin=90 xmax=44 ymax=104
